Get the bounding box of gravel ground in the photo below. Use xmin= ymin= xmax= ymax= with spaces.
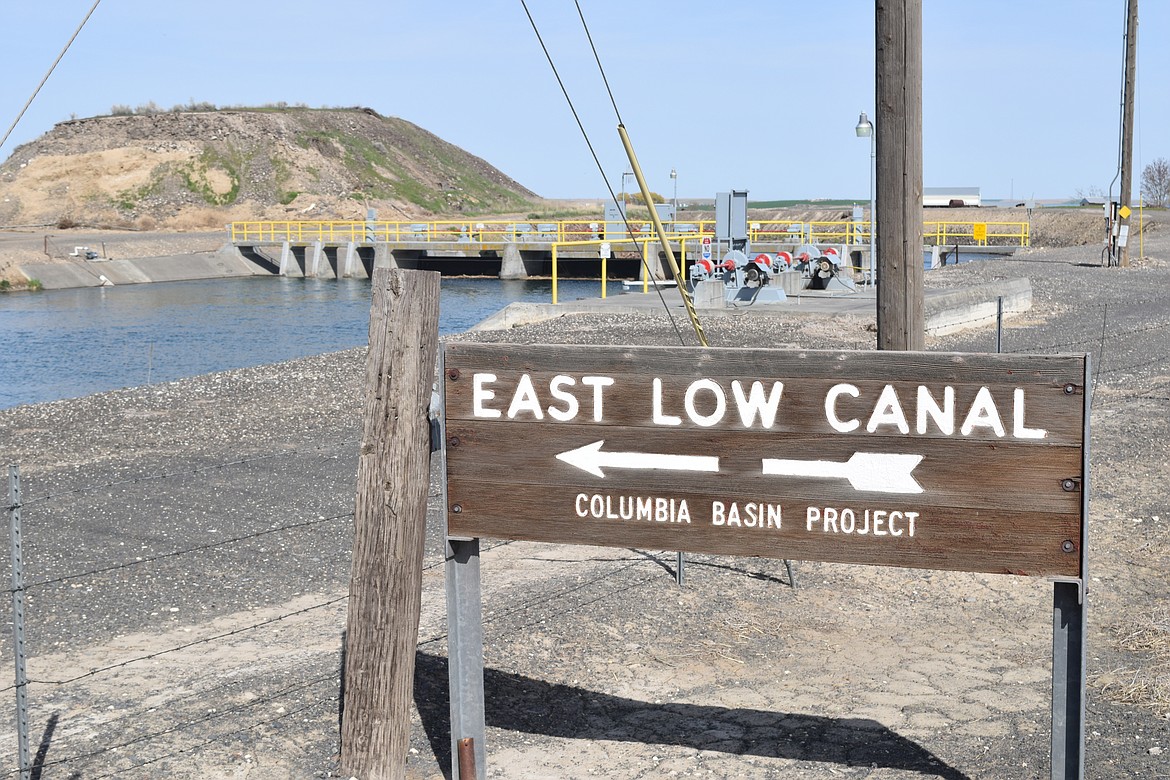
xmin=0 ymin=231 xmax=1167 ymax=779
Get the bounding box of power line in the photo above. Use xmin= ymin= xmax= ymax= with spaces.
xmin=0 ymin=0 xmax=103 ymax=152
xmin=574 ymin=0 xmax=623 ymax=126
xmin=518 ymin=1 xmax=689 ymax=346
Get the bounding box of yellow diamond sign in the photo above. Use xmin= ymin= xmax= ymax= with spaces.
xmin=1119 ymin=205 xmax=1132 ymax=219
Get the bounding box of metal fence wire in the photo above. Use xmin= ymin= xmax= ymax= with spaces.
xmin=3 ymin=300 xmax=1169 ymax=777
xmin=0 ymin=439 xmax=668 ymax=778
xmin=1 ymin=440 xmax=362 ymax=778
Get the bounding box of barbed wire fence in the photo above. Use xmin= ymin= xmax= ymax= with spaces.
xmin=1 ymin=438 xmax=364 ymax=778
xmin=3 ymin=290 xmax=1168 ymax=778
xmin=1 ymin=433 xmax=678 ymax=778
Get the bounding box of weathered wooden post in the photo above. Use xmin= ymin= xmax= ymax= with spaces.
xmin=342 ymin=267 xmax=440 ymax=780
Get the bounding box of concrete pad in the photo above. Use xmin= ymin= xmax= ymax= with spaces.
xmin=471 ymin=278 xmax=1034 ymax=337
xmin=131 ymin=252 xmax=260 ymax=283
xmin=924 ymin=278 xmax=1031 ymax=336
xmin=18 ymin=263 xmax=103 ymax=289
xmin=89 ymin=259 xmax=153 ymax=285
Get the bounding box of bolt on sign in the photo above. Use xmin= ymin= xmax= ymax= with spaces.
xmin=442 ymin=344 xmax=1088 ymax=578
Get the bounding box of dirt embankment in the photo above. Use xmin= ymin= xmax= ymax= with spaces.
xmin=0 ymin=107 xmax=537 ymax=232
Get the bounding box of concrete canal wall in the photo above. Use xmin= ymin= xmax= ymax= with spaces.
xmin=19 ymin=244 xmax=266 ymax=290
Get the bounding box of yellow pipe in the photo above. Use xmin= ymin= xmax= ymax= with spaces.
xmin=617 ymin=124 xmax=708 ymax=347
xmin=601 ymin=252 xmax=608 ymax=299
xmin=552 ymin=245 xmax=559 ymax=304
xmin=642 ymin=240 xmax=648 ymax=293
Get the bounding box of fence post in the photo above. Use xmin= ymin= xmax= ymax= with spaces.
xmin=341 ymin=269 xmax=441 ymax=780
xmin=8 ymin=465 xmax=30 ymax=780
xmin=996 ymin=296 xmax=1004 ymax=353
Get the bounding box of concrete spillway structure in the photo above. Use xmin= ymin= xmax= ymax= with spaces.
xmin=235 ymin=237 xmax=673 ymax=280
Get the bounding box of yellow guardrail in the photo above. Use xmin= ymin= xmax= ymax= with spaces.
xmin=924 ymin=221 xmax=1030 ymax=247
xmin=549 ymin=235 xmax=706 ymax=304
xmin=229 ymin=220 xmax=710 ymax=244
xmin=230 ymin=219 xmax=1031 ymax=247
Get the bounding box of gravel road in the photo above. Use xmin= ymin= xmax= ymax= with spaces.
xmin=0 ymin=229 xmax=1167 ymax=779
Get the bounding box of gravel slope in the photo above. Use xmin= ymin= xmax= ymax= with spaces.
xmin=0 ymin=231 xmax=1166 ymax=779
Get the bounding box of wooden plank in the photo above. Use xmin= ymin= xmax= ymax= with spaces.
xmin=444 ymin=343 xmax=1086 ymax=385
xmin=445 ymin=373 xmax=1084 ymax=444
xmin=446 ymin=481 xmax=1080 ymax=577
xmin=442 ymin=344 xmax=1087 ymax=578
xmin=446 ymin=426 xmax=1081 ymax=514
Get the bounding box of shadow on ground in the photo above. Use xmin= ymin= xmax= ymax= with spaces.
xmin=413 ymin=651 xmax=967 ymax=779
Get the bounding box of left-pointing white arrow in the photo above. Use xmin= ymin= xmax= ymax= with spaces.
xmin=556 ymin=440 xmax=720 ymax=478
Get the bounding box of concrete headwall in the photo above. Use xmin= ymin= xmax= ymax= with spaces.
xmin=20 ymin=244 xmax=267 ymax=290
xmin=924 ymin=277 xmax=1032 ymax=336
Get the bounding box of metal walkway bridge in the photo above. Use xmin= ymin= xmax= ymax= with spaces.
xmin=227 ymin=219 xmax=1029 ymax=279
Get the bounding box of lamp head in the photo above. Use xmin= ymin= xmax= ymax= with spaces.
xmin=855 ymin=111 xmax=873 ymax=138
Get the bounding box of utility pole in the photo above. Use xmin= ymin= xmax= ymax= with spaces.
xmin=1119 ymin=0 xmax=1138 ymax=267
xmin=875 ymin=0 xmax=924 ymax=350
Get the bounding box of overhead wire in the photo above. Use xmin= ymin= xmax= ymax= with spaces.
xmin=518 ymin=1 xmax=690 ymax=346
xmin=0 ymin=0 xmax=103 ymax=152
xmin=574 ymin=0 xmax=709 ymax=346
xmin=574 ymin=0 xmax=623 ymax=126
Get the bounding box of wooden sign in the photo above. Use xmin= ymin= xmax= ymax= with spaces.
xmin=442 ymin=344 xmax=1087 ymax=577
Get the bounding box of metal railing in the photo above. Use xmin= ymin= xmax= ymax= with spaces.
xmin=923 ymin=221 xmax=1030 ymax=247
xmin=229 ymin=219 xmax=1031 ymax=247
xmin=549 ymin=236 xmax=706 ymax=303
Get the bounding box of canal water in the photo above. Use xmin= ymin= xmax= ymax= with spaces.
xmin=0 ymin=276 xmax=618 ymax=410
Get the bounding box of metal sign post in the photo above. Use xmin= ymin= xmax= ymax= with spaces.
xmin=441 ymin=344 xmax=1088 ymax=779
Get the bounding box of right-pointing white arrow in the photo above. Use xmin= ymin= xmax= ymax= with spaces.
xmin=761 ymin=452 xmax=924 ymax=494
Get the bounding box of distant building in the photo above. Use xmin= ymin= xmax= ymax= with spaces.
xmin=923 ymin=187 xmax=981 ymax=207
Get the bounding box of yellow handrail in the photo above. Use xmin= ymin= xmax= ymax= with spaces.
xmin=547 ymin=236 xmax=686 ymax=304
xmin=229 ymin=219 xmax=1032 ymax=248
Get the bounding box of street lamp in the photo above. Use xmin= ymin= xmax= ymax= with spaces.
xmin=670 ymin=167 xmax=678 ymax=223
xmin=855 ymin=111 xmax=876 ymax=286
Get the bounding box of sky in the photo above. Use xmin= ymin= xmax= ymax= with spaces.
xmin=2 ymin=1 xmax=1166 ymax=203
